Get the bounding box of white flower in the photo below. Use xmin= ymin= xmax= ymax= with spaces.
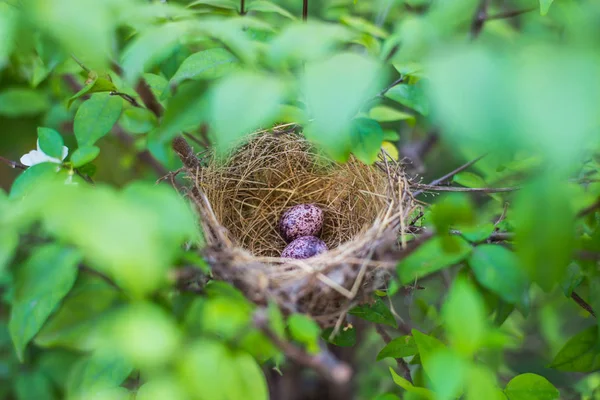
xmin=20 ymin=139 xmax=68 ymax=167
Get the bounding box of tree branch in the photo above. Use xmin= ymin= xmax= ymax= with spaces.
xmin=253 ymin=309 xmax=352 ymax=385
xmin=134 ymin=79 xmax=164 ymax=118
xmin=375 ymin=325 xmax=413 ymax=383
xmin=412 ymin=154 xmax=486 ymax=196
xmin=413 ymin=183 xmax=519 ymax=193
xmin=577 ymin=198 xmax=600 ymax=218
xmin=0 ymin=155 xmax=27 ymax=170
xmin=571 ymin=291 xmax=596 ymax=318
xmin=487 ymin=7 xmax=536 ymax=20
xmin=302 ymin=0 xmax=308 ymax=21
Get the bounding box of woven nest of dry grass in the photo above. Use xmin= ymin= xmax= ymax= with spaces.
xmin=173 ymin=126 xmax=417 ymax=328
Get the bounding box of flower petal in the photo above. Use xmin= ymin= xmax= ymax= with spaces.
xmin=60 ymin=146 xmax=69 ymax=161
xmin=19 ymin=151 xmax=36 ymax=167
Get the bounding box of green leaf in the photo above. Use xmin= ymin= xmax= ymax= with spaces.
xmin=389 ymin=367 xmax=435 ymax=399
xmin=71 ymin=146 xmax=100 ymax=168
xmin=350 ymin=118 xmax=384 ymax=164
xmin=469 ymin=245 xmax=529 ymax=305
xmin=9 ymin=163 xmax=62 ymax=200
xmin=385 ymin=82 xmax=429 ymax=116
xmin=453 ymin=171 xmax=486 ymax=189
xmin=9 ymin=244 xmax=82 ymax=361
xmin=398 ymin=236 xmax=472 ymax=284
xmin=0 ymin=230 xmax=18 ymax=274
xmin=187 ymin=0 xmax=238 ymax=9
xmin=442 ymin=278 xmax=487 ymax=356
xmin=460 ymin=223 xmax=496 ymax=243
xmin=427 ymin=349 xmax=466 ymax=400
xmin=377 ymin=335 xmax=418 ymax=360
xmin=369 ymin=106 xmax=415 ymax=123
xmin=466 ymin=366 xmax=506 ymax=400
xmin=37 ymin=127 xmax=64 ymax=159
xmin=246 ymin=0 xmax=295 ymax=19
xmin=35 ymin=276 xmax=122 ymax=351
xmin=412 ymin=330 xmax=445 ymax=370
xmin=539 ymin=0 xmax=554 ymax=15
xmin=349 ymin=297 xmax=396 ymax=327
xmin=504 ymin=373 xmax=559 ymax=400
xmin=0 ymin=4 xmax=17 ymax=69
xmin=550 ymin=326 xmax=600 ymax=372
xmin=74 ymin=93 xmax=123 ymax=147
xmin=66 ymin=351 xmax=133 ymax=398
xmin=170 ymin=48 xmax=239 ymax=85
xmin=14 ymin=370 xmax=54 ymax=400
xmin=119 ymin=107 xmax=157 ymax=135
xmin=340 ymin=15 xmax=389 ymax=38
xmin=288 ymin=314 xmax=321 ymax=353
xmin=0 ymin=88 xmax=49 ymax=117
xmin=68 ymin=74 xmax=118 ymax=108
xmin=209 ymin=72 xmax=284 ymax=155
xmin=302 ymin=52 xmax=383 ymax=162
xmin=322 ymin=326 xmax=357 ymax=347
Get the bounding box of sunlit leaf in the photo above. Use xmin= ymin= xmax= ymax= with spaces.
xmin=389 ymin=367 xmax=434 ymax=399
xmin=385 ymin=82 xmax=429 ymax=116
xmin=9 ymin=244 xmax=81 ymax=361
xmin=539 ymin=0 xmax=554 ymax=15
xmin=427 ymin=349 xmax=466 ymax=400
xmin=247 ymin=0 xmax=295 ymax=19
xmin=74 ymin=93 xmax=123 ymax=147
xmin=170 ymin=48 xmax=239 ymax=85
xmin=288 ymin=314 xmax=321 ymax=353
xmin=504 ymin=373 xmax=559 ymax=400
xmin=369 ymin=106 xmax=415 ymax=123
xmin=350 ymin=118 xmax=384 ymax=164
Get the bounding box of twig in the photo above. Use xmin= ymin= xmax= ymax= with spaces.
xmin=413 ymin=154 xmax=485 ymax=196
xmin=0 ymin=155 xmax=27 ymax=170
xmin=470 ymin=0 xmax=490 ymax=39
xmin=71 ymin=54 xmax=91 ymax=73
xmin=253 ymin=309 xmax=352 ymax=385
xmin=570 ymin=291 xmax=596 ymax=318
xmin=302 ymin=0 xmax=308 ymax=21
xmin=494 ymin=202 xmax=509 ymax=226
xmin=487 ymin=7 xmax=536 ymax=20
xmin=375 ymin=325 xmax=413 ymax=383
xmin=378 ymin=76 xmax=405 ymax=97
xmin=135 ymin=79 xmax=164 ymax=118
xmin=110 ymin=91 xmax=143 ymax=108
xmin=78 ymin=265 xmax=121 ymax=291
xmin=240 ymin=0 xmax=245 ymax=14
xmin=413 ymin=183 xmax=519 ymax=193
xmin=577 ymin=198 xmax=600 ymax=218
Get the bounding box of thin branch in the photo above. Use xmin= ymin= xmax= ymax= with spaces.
xmin=571 ymin=291 xmax=596 ymax=318
xmin=135 ymin=79 xmax=164 ymax=118
xmin=494 ymin=202 xmax=509 ymax=226
xmin=240 ymin=0 xmax=245 ymax=14
xmin=110 ymin=91 xmax=143 ymax=108
xmin=0 ymin=155 xmax=27 ymax=170
xmin=302 ymin=0 xmax=308 ymax=21
xmin=253 ymin=309 xmax=352 ymax=385
xmin=413 ymin=183 xmax=519 ymax=193
xmin=375 ymin=325 xmax=413 ymax=383
xmin=470 ymin=0 xmax=490 ymax=39
xmin=378 ymin=76 xmax=405 ymax=98
xmin=413 ymin=154 xmax=486 ymax=196
xmin=577 ymin=198 xmax=600 ymax=218
xmin=487 ymin=7 xmax=536 ymax=20
xmin=71 ymin=54 xmax=91 ymax=73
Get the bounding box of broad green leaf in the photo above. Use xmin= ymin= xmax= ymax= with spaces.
xmin=377 ymin=335 xmax=418 ymax=360
xmin=550 ymin=326 xmax=600 ymax=372
xmin=369 ymin=106 xmax=415 ymax=123
xmin=196 ymin=296 xmax=253 ymax=339
xmin=349 ymin=297 xmax=396 ymax=327
xmin=539 ymin=0 xmax=554 ymax=15
xmin=288 ymin=314 xmax=321 ymax=353
xmin=442 ymin=278 xmax=486 ymax=356
xmin=385 ymin=82 xmax=429 ymax=116
xmin=460 ymin=223 xmax=496 ymax=243
xmin=322 ymin=325 xmax=357 ymax=347
xmin=303 ymin=52 xmax=383 ymax=161
xmin=246 ymin=0 xmax=295 ymax=19
xmin=340 ymin=15 xmax=389 ymax=38
xmin=466 ymin=366 xmax=506 ymax=400
xmin=38 ymin=350 xmax=84 ymax=389
xmin=453 ymin=171 xmax=486 ymax=189
xmin=68 ymin=74 xmax=118 ymax=108
xmin=9 ymin=244 xmax=82 ymax=361
xmin=504 ymin=373 xmax=559 ymax=400
xmin=9 ymin=163 xmax=63 ymax=200
xmin=74 ymin=93 xmax=123 ymax=147
xmin=71 ymin=146 xmax=100 ymax=168
xmin=398 ymin=236 xmax=472 ymax=284
xmin=119 ymin=108 xmax=157 ymax=135
xmin=389 ymin=367 xmax=435 ymax=399
xmin=469 ymin=245 xmax=529 ymax=305
xmin=180 ymin=339 xmax=267 ymax=400
xmin=0 ymin=230 xmax=18 ymax=273
xmin=412 ymin=330 xmax=445 ymax=375
xmin=350 ymin=118 xmax=384 ymax=164
xmin=427 ymin=349 xmax=466 ymax=400
xmin=0 ymin=4 xmax=17 ymax=69
xmin=187 ymin=0 xmax=238 ymax=9
xmin=515 ymin=176 xmax=575 ymax=291
xmin=66 ymin=351 xmax=133 ymax=399
xmin=136 ymin=377 xmax=187 ymax=400
xmin=0 ymin=88 xmax=49 ymax=117
xmin=209 ymin=72 xmax=284 ymax=155
xmin=14 ymin=370 xmax=54 ymax=400
xmin=170 ymin=48 xmax=239 ymax=85
xmin=35 ymin=276 xmax=122 ymax=351
xmin=37 ymin=127 xmax=64 ymax=159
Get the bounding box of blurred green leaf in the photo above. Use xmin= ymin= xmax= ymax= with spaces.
xmin=136 ymin=377 xmax=187 ymax=400
xmin=466 ymin=366 xmax=505 ymax=400
xmin=187 ymin=0 xmax=238 ymax=9
xmin=369 ymin=106 xmax=415 ymax=123
xmin=9 ymin=163 xmax=63 ymax=200
xmin=119 ymin=107 xmax=157 ymax=135
xmin=288 ymin=314 xmax=321 ymax=353
xmin=389 ymin=367 xmax=434 ymax=399
xmin=442 ymin=278 xmax=486 ymax=356
xmin=550 ymin=326 xmax=600 ymax=372
xmin=268 ymin=301 xmax=286 ymax=340
xmin=469 ymin=245 xmax=529 ymax=305
xmin=68 ymin=74 xmax=118 ymax=108
xmin=0 ymin=88 xmax=49 ymax=117
xmin=504 ymin=373 xmax=559 ymax=400
xmin=0 ymin=230 xmax=18 ymax=274
xmin=38 ymin=350 xmax=80 ymax=389
xmin=246 ymin=0 xmax=295 ymax=19
xmin=210 ymin=72 xmax=284 ymax=155
xmin=9 ymin=244 xmax=81 ymax=361
xmin=37 ymin=127 xmax=64 ymax=159
xmin=170 ymin=48 xmax=239 ymax=85
xmin=398 ymin=237 xmax=471 ymax=284
xmin=14 ymin=370 xmax=54 ymax=400
xmin=74 ymin=93 xmax=123 ymax=147
xmin=71 ymin=146 xmax=100 ymax=168
xmin=36 ymin=276 xmax=122 ymax=351
xmin=412 ymin=330 xmax=445 ymax=373
xmin=66 ymin=351 xmax=133 ymax=399
xmin=453 ymin=172 xmax=486 ymax=189
xmin=350 ymin=118 xmax=384 ymax=164
xmin=0 ymin=4 xmax=17 ymax=69
xmin=385 ymin=82 xmax=429 ymax=116
xmin=377 ymin=335 xmax=418 ymax=360
xmin=539 ymin=0 xmax=554 ymax=15
xmin=340 ymin=15 xmax=389 ymax=38
xmin=349 ymin=298 xmax=396 ymax=327
xmin=427 ymin=349 xmax=466 ymax=400
xmin=322 ymin=326 xmax=357 ymax=347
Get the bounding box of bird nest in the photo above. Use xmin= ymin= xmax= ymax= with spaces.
xmin=173 ymin=126 xmax=417 ymax=327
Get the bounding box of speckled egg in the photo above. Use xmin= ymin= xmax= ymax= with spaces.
xmin=279 ymin=204 xmax=324 ymax=243
xmin=281 ymin=236 xmax=328 ymax=259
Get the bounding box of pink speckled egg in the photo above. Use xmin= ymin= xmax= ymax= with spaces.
xmin=281 ymin=236 xmax=328 ymax=259
xmin=279 ymin=204 xmax=324 ymax=243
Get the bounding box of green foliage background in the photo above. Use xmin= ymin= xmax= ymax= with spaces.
xmin=1 ymin=0 xmax=600 ymax=399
